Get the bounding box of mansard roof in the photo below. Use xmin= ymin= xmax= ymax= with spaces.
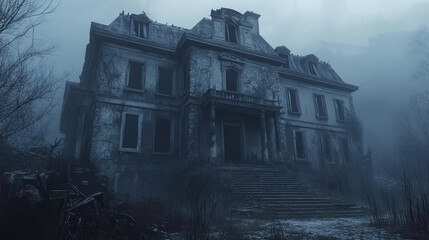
xmin=85 ymin=9 xmax=357 ymax=92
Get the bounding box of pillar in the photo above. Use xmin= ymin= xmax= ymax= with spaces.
xmin=209 ymin=102 xmax=217 ymax=162
xmin=260 ymin=110 xmax=269 ymax=163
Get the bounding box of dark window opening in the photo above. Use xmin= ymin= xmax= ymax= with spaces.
xmin=225 ymin=23 xmax=238 ymax=43
xmin=158 ymin=67 xmax=173 ymax=95
xmin=288 ymin=89 xmax=300 ymax=114
xmin=128 ymin=61 xmax=143 ymax=89
xmin=295 ymin=131 xmax=306 ymax=159
xmin=226 ymin=69 xmax=238 ymax=92
xmin=280 ymin=53 xmax=289 ymax=68
xmin=182 ymin=64 xmax=188 ymax=92
xmin=341 ymin=138 xmax=350 ymax=163
xmin=224 ymin=124 xmax=241 ymax=163
xmin=315 ymin=94 xmax=327 ymax=118
xmin=323 ymin=135 xmax=333 ymax=162
xmin=335 ymin=100 xmax=345 ymax=121
xmin=133 ymin=20 xmax=148 ymax=38
xmin=154 ymin=118 xmax=172 ymax=153
xmin=122 ymin=114 xmax=139 ymax=149
xmin=309 ymin=62 xmax=318 ymax=76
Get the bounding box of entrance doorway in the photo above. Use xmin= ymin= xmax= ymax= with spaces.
xmin=223 ymin=122 xmax=241 ymax=163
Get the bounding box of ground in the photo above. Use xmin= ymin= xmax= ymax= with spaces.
xmin=168 ymin=217 xmax=406 ymax=240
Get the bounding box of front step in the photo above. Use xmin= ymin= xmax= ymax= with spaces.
xmin=222 ymin=165 xmax=367 ymax=219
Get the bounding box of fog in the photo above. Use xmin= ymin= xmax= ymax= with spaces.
xmin=35 ymin=0 xmax=429 ymax=170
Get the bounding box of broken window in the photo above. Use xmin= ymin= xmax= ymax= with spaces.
xmin=294 ymin=131 xmax=306 ymax=159
xmin=154 ymin=117 xmax=172 ymax=153
xmin=341 ymin=138 xmax=350 ymax=163
xmin=322 ymin=135 xmax=333 ymax=162
xmin=335 ymin=99 xmax=345 ymax=121
xmin=226 ymin=69 xmax=238 ymax=92
xmin=127 ymin=61 xmax=144 ymax=90
xmin=314 ymin=94 xmax=327 ymax=119
xmin=122 ymin=113 xmax=139 ymax=149
xmin=287 ymin=89 xmax=300 ymax=114
xmin=225 ymin=23 xmax=238 ymax=43
xmin=133 ymin=20 xmax=148 ymax=38
xmin=157 ymin=67 xmax=173 ymax=96
xmin=309 ymin=62 xmax=318 ymax=76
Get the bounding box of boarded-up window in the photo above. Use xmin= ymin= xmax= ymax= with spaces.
xmin=128 ymin=61 xmax=143 ymax=89
xmin=154 ymin=117 xmax=172 ymax=153
xmin=133 ymin=20 xmax=148 ymax=38
xmin=295 ymin=131 xmax=306 ymax=159
xmin=335 ymin=99 xmax=345 ymax=121
xmin=341 ymin=138 xmax=350 ymax=163
xmin=158 ymin=67 xmax=173 ymax=95
xmin=225 ymin=23 xmax=238 ymax=43
xmin=122 ymin=114 xmax=139 ymax=149
xmin=226 ymin=69 xmax=238 ymax=92
xmin=287 ymin=89 xmax=300 ymax=114
xmin=314 ymin=94 xmax=327 ymax=119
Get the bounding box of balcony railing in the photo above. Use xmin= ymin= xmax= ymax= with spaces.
xmin=202 ymin=89 xmax=278 ymax=107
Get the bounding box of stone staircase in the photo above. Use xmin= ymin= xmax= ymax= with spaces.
xmin=222 ymin=165 xmax=367 ymax=219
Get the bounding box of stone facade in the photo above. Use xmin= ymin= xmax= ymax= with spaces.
xmin=60 ymin=8 xmax=364 ymax=198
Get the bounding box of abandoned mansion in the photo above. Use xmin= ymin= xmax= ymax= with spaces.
xmin=60 ymin=8 xmax=364 ymax=196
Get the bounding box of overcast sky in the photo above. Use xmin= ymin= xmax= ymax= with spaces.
xmin=37 ymin=0 xmax=429 ymax=82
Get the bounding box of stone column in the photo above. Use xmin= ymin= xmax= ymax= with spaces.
xmin=209 ymin=102 xmax=217 ymax=163
xmin=274 ymin=112 xmax=282 ymax=161
xmin=260 ymin=110 xmax=269 ymax=163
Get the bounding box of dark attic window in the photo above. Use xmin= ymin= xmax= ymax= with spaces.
xmin=295 ymin=131 xmax=306 ymax=159
xmin=122 ymin=114 xmax=139 ymax=149
xmin=158 ymin=67 xmax=173 ymax=96
xmin=226 ymin=69 xmax=238 ymax=92
xmin=280 ymin=53 xmax=289 ymax=68
xmin=309 ymin=62 xmax=318 ymax=76
xmin=133 ymin=20 xmax=148 ymax=38
xmin=154 ymin=117 xmax=172 ymax=153
xmin=127 ymin=61 xmax=143 ymax=90
xmin=225 ymin=23 xmax=238 ymax=43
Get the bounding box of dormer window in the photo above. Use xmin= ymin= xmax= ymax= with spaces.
xmin=133 ymin=20 xmax=148 ymax=38
xmin=280 ymin=53 xmax=289 ymax=68
xmin=225 ymin=23 xmax=238 ymax=43
xmin=309 ymin=62 xmax=318 ymax=76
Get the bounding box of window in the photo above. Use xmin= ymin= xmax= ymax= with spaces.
xmin=226 ymin=69 xmax=238 ymax=92
xmin=280 ymin=53 xmax=289 ymax=68
xmin=309 ymin=62 xmax=318 ymax=76
xmin=182 ymin=63 xmax=189 ymax=93
xmin=120 ymin=113 xmax=141 ymax=151
xmin=127 ymin=61 xmax=144 ymax=90
xmin=322 ymin=135 xmax=334 ymax=163
xmin=133 ymin=20 xmax=148 ymax=38
xmin=157 ymin=67 xmax=174 ymax=96
xmin=314 ymin=94 xmax=327 ymax=119
xmin=225 ymin=23 xmax=238 ymax=43
xmin=287 ymin=89 xmax=300 ymax=114
xmin=294 ymin=131 xmax=306 ymax=159
xmin=154 ymin=117 xmax=173 ymax=153
xmin=341 ymin=138 xmax=350 ymax=163
xmin=335 ymin=99 xmax=345 ymax=121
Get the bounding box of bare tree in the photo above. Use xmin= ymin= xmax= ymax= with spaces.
xmin=0 ymin=0 xmax=60 ymax=142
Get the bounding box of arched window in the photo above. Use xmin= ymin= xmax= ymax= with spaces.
xmin=226 ymin=69 xmax=238 ymax=92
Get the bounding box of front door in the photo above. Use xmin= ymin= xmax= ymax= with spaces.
xmin=223 ymin=123 xmax=241 ymax=163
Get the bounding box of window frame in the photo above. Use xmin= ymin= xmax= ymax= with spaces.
xmin=152 ymin=116 xmax=175 ymax=155
xmin=156 ymin=66 xmax=175 ymax=97
xmin=321 ymin=135 xmax=335 ymax=164
xmin=293 ymin=130 xmax=307 ymax=160
xmin=334 ymin=99 xmax=346 ymax=122
xmin=125 ymin=60 xmax=145 ymax=92
xmin=119 ymin=112 xmax=143 ymax=153
xmin=340 ymin=138 xmax=351 ymax=164
xmin=224 ymin=68 xmax=240 ymax=92
xmin=314 ymin=94 xmax=328 ymax=120
xmin=308 ymin=62 xmax=319 ymax=76
xmin=132 ymin=19 xmax=148 ymax=38
xmin=225 ymin=22 xmax=238 ymax=43
xmin=287 ymin=88 xmax=301 ymax=115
